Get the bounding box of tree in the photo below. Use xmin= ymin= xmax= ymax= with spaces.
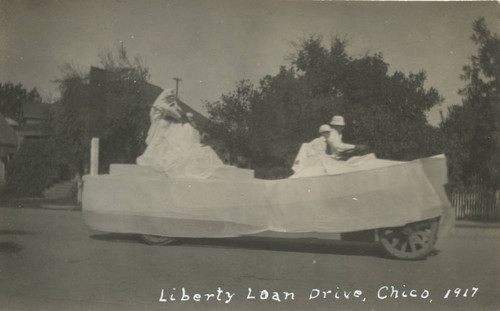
xmin=4 ymin=140 xmax=59 ymax=196
xmin=49 ymin=45 xmax=152 ymax=178
xmin=442 ymin=18 xmax=500 ymax=189
xmin=204 ymin=80 xmax=257 ymax=164
xmin=97 ymin=45 xmax=151 ymax=170
xmin=49 ymin=63 xmax=90 ymax=179
xmin=293 ymin=37 xmax=443 ymax=160
xmin=0 ymin=82 xmax=42 ymax=124
xmin=205 ymin=35 xmax=443 ymax=176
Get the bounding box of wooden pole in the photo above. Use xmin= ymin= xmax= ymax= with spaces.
xmin=90 ymin=137 xmax=99 ymax=175
xmin=173 ymin=77 xmax=182 ymax=99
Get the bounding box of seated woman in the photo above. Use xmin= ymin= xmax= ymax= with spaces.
xmin=291 ymin=124 xmax=333 ymax=176
xmin=290 ymin=118 xmax=402 ymax=178
xmin=137 ymin=88 xmax=224 ymax=178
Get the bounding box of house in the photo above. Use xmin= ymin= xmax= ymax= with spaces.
xmin=16 ymin=101 xmax=50 ymax=142
xmin=0 ymin=98 xmax=50 ymax=185
xmin=0 ymin=112 xmax=19 ymax=183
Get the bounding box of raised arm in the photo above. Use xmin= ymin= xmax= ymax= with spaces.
xmin=327 ymin=131 xmax=355 ymax=154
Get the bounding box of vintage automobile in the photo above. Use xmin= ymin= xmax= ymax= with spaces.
xmin=82 ymin=154 xmax=454 ymax=260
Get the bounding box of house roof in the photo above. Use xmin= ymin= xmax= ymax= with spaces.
xmin=17 ymin=123 xmax=47 ymax=137
xmin=89 ymin=66 xmax=210 ymax=131
xmin=23 ymin=101 xmax=50 ymax=120
xmin=88 ymin=66 xmax=214 ymax=143
xmin=143 ymin=83 xmax=209 ymax=130
xmin=0 ymin=112 xmax=18 ymax=156
xmin=5 ymin=117 xmax=18 ymax=127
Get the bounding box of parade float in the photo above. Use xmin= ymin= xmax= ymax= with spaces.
xmin=82 ymin=151 xmax=453 ymax=260
xmin=82 ymin=88 xmax=454 ymax=260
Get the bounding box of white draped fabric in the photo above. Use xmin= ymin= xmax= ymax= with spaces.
xmin=83 ymin=155 xmax=453 ymax=237
xmin=291 ymin=142 xmax=403 ymax=178
xmin=137 ymin=120 xmax=224 ymax=178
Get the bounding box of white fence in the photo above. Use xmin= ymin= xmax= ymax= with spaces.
xmin=452 ymin=189 xmax=500 ymax=220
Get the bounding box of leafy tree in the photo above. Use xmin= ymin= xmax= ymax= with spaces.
xmin=294 ymin=37 xmax=443 ymax=160
xmin=204 ymin=80 xmax=257 ymax=164
xmin=49 ymin=63 xmax=90 ymax=179
xmin=49 ymin=45 xmax=152 ymax=177
xmin=5 ymin=140 xmax=59 ymax=196
xmin=205 ymin=35 xmax=443 ymax=176
xmin=0 ymin=82 xmax=42 ymax=124
xmin=97 ymin=46 xmax=151 ymax=170
xmin=442 ymin=18 xmax=500 ymax=189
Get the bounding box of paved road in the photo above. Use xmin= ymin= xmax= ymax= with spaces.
xmin=1 ymin=207 xmax=499 ymax=310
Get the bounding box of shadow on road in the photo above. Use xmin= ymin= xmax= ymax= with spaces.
xmin=0 ymin=241 xmax=24 ymax=254
xmin=0 ymin=230 xmax=35 ymax=236
xmin=90 ymin=233 xmax=390 ymax=259
xmin=90 ymin=233 xmax=142 ymax=244
xmin=188 ymin=237 xmax=389 ymax=259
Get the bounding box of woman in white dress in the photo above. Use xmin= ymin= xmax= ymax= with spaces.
xmin=137 ymin=88 xmax=223 ymax=178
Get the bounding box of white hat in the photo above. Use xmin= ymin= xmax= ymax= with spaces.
xmin=152 ymin=88 xmax=183 ymax=121
xmin=164 ymin=88 xmax=175 ymax=97
xmin=330 ymin=115 xmax=346 ymax=126
xmin=153 ymin=88 xmax=175 ymax=108
xmin=319 ymin=124 xmax=331 ymax=133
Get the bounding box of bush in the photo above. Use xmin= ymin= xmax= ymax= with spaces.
xmin=254 ymin=166 xmax=294 ymax=180
xmin=5 ymin=139 xmax=59 ymax=196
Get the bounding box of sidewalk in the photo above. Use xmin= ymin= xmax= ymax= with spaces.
xmin=0 ymin=196 xmax=81 ymax=211
xmin=454 ymin=219 xmax=500 ymax=229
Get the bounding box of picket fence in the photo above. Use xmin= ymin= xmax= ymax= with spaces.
xmin=452 ymin=189 xmax=500 ymax=220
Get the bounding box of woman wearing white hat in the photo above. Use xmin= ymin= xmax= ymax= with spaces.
xmin=310 ymin=124 xmax=333 ymax=155
xmin=137 ymin=88 xmax=182 ymax=166
xmin=291 ymin=124 xmax=333 ymax=174
xmin=290 ymin=116 xmax=398 ymax=178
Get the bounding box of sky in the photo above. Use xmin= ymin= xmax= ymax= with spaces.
xmin=0 ymin=0 xmax=499 ymax=126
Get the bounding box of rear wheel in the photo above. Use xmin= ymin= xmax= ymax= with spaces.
xmin=140 ymin=235 xmax=176 ymax=246
xmin=378 ymin=218 xmax=439 ymax=260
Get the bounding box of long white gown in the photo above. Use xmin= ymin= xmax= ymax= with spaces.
xmin=137 ymin=119 xmax=224 ymax=179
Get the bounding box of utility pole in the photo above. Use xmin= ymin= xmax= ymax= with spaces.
xmin=173 ymin=77 xmax=182 ymax=99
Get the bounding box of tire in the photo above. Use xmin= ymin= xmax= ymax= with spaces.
xmin=378 ymin=218 xmax=439 ymax=260
xmin=140 ymin=234 xmax=176 ymax=246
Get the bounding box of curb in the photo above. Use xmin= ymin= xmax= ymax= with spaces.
xmin=41 ymin=204 xmax=81 ymax=211
xmin=454 ymin=220 xmax=500 ymax=229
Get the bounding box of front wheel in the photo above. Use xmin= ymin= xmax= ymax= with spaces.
xmin=140 ymin=234 xmax=176 ymax=246
xmin=378 ymin=218 xmax=439 ymax=260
